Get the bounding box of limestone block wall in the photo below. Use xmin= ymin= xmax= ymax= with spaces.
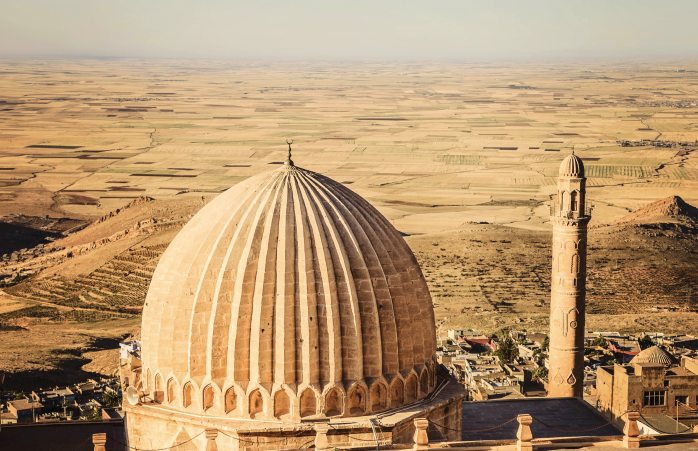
xmin=596 ymin=366 xmax=614 ymax=419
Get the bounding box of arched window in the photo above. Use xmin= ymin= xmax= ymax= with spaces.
xmin=183 ymin=382 xmax=193 ymax=408
xmin=370 ymin=383 xmax=387 ymax=412
xmin=167 ymin=378 xmax=177 ymax=404
xmin=390 ymin=379 xmax=404 ymax=408
xmin=348 ymin=386 xmax=366 ymax=415
xmin=571 ymin=191 xmax=578 ymax=212
xmin=571 ymin=254 xmax=579 ymax=273
xmin=225 ymin=388 xmax=237 ymax=414
xmin=154 ymin=374 xmax=164 ymax=403
xmin=274 ymin=390 xmax=291 ymax=419
xmin=324 ymin=389 xmax=342 ymax=417
xmin=300 ymin=389 xmax=317 ymax=418
xmin=203 ymin=385 xmax=214 ymax=411
xmin=405 ymin=374 xmax=418 ymax=402
xmin=420 ymin=370 xmax=429 ymax=395
xmin=249 ymin=390 xmax=263 ymax=419
xmin=561 ymin=191 xmax=569 ymax=211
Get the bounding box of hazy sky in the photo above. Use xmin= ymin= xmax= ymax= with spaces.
xmin=2 ymin=0 xmax=698 ymax=60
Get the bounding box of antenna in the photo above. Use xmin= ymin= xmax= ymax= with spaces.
xmin=285 ymin=139 xmax=294 ymax=166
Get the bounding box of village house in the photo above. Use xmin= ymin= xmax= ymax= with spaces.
xmin=7 ymin=398 xmax=43 ymax=424
xmin=598 ymin=347 xmax=698 ymax=421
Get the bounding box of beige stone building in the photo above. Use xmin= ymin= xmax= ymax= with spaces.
xmin=598 ymin=347 xmax=698 ymax=420
xmin=549 ymin=153 xmax=589 ymax=398
xmin=121 ymin=154 xmax=464 ymax=450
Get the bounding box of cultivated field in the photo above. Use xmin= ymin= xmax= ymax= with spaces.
xmin=1 ymin=59 xmax=698 ymax=388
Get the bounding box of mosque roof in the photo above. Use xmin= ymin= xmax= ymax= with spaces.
xmin=140 ymin=160 xmax=437 ymax=420
xmin=559 ymin=153 xmax=584 ymax=177
xmin=630 ymin=346 xmax=673 ymax=366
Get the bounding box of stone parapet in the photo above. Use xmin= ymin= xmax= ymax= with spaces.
xmin=124 ymin=374 xmax=465 ymax=451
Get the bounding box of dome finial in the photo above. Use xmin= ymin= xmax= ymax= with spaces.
xmin=285 ymin=139 xmax=294 ymax=166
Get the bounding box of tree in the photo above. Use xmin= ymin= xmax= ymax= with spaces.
xmin=102 ymin=390 xmax=121 ymax=407
xmin=532 ymin=348 xmax=547 ymax=366
xmin=494 ymin=336 xmax=519 ymax=365
xmin=82 ymin=405 xmax=102 ymax=420
xmin=638 ymin=335 xmax=653 ymax=350
xmin=591 ymin=337 xmax=608 ymax=349
xmin=541 ymin=336 xmax=550 ymax=352
xmin=532 ymin=367 xmax=548 ymax=379
xmin=584 ymin=347 xmax=599 ymax=356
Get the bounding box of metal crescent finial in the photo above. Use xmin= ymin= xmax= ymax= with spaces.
xmin=285 ymin=139 xmax=294 ymax=166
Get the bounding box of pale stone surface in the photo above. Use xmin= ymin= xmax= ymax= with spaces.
xmin=516 ymin=414 xmax=533 ymax=451
xmin=623 ymin=411 xmax=640 ymax=449
xmin=549 ymin=154 xmax=588 ymax=398
xmin=314 ymin=423 xmax=329 ymax=451
xmin=123 ymin=372 xmax=465 ymax=451
xmin=92 ymin=433 xmax=106 ymax=451
xmin=205 ymin=429 xmax=218 ymax=451
xmin=138 ymin=163 xmax=438 ymax=422
xmin=413 ymin=418 xmax=429 ymax=450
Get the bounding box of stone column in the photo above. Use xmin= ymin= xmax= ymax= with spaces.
xmin=623 ymin=411 xmax=640 ymax=449
xmin=314 ymin=423 xmax=329 ymax=451
xmin=413 ymin=418 xmax=429 ymax=451
xmin=549 ymin=154 xmax=589 ymax=398
xmin=204 ymin=429 xmax=218 ymax=451
xmin=516 ymin=414 xmax=533 ymax=451
xmin=92 ymin=433 xmax=106 ymax=451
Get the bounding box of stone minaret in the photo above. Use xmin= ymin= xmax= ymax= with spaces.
xmin=549 ymin=153 xmax=589 ymax=398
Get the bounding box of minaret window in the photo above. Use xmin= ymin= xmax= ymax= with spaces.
xmin=183 ymin=382 xmax=193 ymax=408
xmin=571 ymin=191 xmax=578 ymax=211
xmin=154 ymin=373 xmax=164 ymax=403
xmin=225 ymin=388 xmax=237 ymax=414
xmin=167 ymin=378 xmax=177 ymax=403
xmin=203 ymin=385 xmax=214 ymax=411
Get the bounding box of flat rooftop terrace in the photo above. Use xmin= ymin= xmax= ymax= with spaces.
xmin=459 ymin=397 xmax=620 ymax=441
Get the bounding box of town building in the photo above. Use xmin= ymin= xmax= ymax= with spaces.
xmin=7 ymin=398 xmax=43 ymax=423
xmin=31 ymin=387 xmax=75 ymax=409
xmin=119 ymin=340 xmax=140 ymax=362
xmin=607 ymin=338 xmax=641 ymax=363
xmin=598 ymin=347 xmax=698 ymax=421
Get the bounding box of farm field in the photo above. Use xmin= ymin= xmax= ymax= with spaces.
xmin=1 ymin=59 xmax=698 ymax=388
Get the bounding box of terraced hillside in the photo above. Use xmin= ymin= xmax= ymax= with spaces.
xmin=5 ymin=243 xmax=167 ymax=314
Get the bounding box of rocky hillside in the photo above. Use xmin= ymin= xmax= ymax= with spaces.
xmin=595 ymin=196 xmax=698 ymax=229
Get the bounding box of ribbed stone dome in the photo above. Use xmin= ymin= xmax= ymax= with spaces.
xmin=559 ymin=153 xmax=584 ymax=177
xmin=139 ymin=163 xmax=437 ymax=421
xmin=631 ymin=346 xmax=673 ymax=367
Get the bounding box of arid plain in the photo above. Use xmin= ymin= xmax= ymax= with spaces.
xmin=1 ymin=59 xmax=698 ymax=389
